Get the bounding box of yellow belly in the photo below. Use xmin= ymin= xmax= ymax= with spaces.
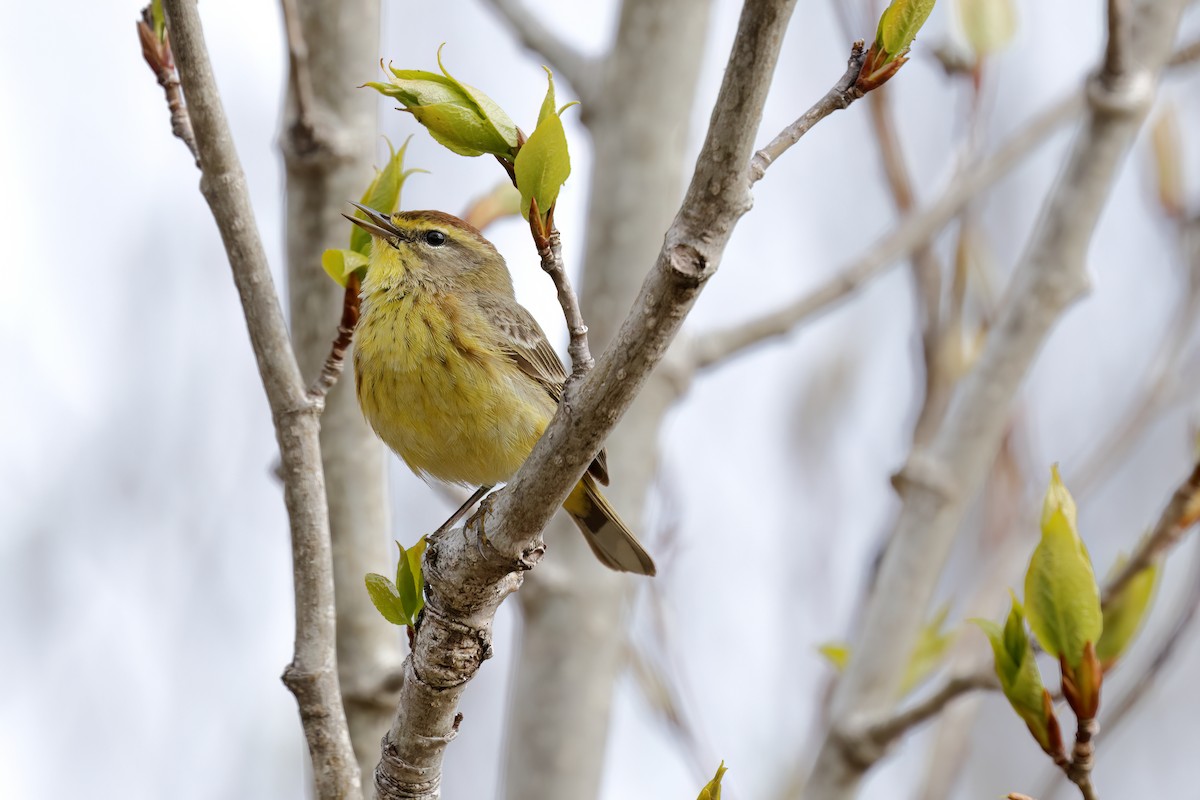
xmin=354 ymin=291 xmax=555 ymax=487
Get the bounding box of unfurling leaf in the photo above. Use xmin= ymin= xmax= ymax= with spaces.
xmin=321 ymin=249 xmax=370 ymax=287
xmin=365 ymin=573 xmax=408 ymax=626
xmin=817 ymin=642 xmax=851 ymax=671
xmin=875 ymin=0 xmax=938 ymax=63
xmin=351 ymin=137 xmax=424 ymax=256
xmin=1097 ymin=556 xmax=1158 ymax=669
xmin=957 ymin=0 xmax=1017 ymax=56
xmin=1024 ymin=465 xmax=1102 ymax=670
xmin=368 ymin=46 xmax=518 ymax=158
xmin=697 ymin=761 xmax=728 ymax=800
xmin=972 ymin=595 xmax=1061 ymax=756
xmin=365 ymin=537 xmax=427 ymax=627
xmin=514 ymin=69 xmax=574 ymax=226
xmin=902 ymin=604 xmax=956 ymax=693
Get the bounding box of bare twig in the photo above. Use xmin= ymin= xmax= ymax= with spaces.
xmin=157 ymin=1 xmax=360 ymax=796
xmin=687 ymin=90 xmax=1082 ymax=375
xmin=137 ymin=7 xmax=199 ymax=166
xmin=845 ymin=670 xmax=997 ymax=757
xmin=372 ymin=2 xmax=804 ymax=796
xmin=482 ymin=0 xmax=598 ymax=103
xmin=306 ymin=274 xmax=361 ymax=401
xmin=1066 ymin=717 xmax=1099 ymax=800
xmin=1168 ymin=37 xmax=1200 ymax=67
xmin=1103 ymin=0 xmax=1131 ymax=83
xmin=1103 ymin=459 xmax=1200 ymax=606
xmin=531 ymin=217 xmax=594 ymax=380
xmin=802 ymin=1 xmax=1185 ymax=796
xmin=279 ymin=0 xmax=317 ymax=136
xmin=749 ymin=41 xmax=865 ymax=183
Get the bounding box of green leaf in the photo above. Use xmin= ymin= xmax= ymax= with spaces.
xmin=817 ymin=642 xmax=851 ymax=671
xmin=365 ymin=573 xmax=408 ymax=626
xmin=514 ymin=108 xmax=571 ymax=223
xmin=151 ymin=0 xmax=166 ymax=41
xmin=875 ymin=0 xmax=938 ymax=62
xmin=697 ymin=761 xmax=727 ymax=800
xmin=536 ymin=67 xmax=557 ymax=126
xmin=1024 ymin=466 xmax=1102 ymax=669
xmin=395 ymin=537 xmax=427 ymax=624
xmin=368 ymin=47 xmax=518 ymax=158
xmin=901 ymin=604 xmax=956 ymax=693
xmin=972 ymin=598 xmax=1054 ymax=751
xmin=957 ymin=0 xmax=1017 ymax=56
xmin=349 ymin=137 xmax=422 ymax=255
xmin=321 ymin=249 xmax=370 ymax=288
xmin=1097 ymin=557 xmax=1158 ymax=667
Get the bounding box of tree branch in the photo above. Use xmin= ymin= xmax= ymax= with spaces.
xmin=137 ymin=8 xmax=199 ymax=167
xmin=307 ymin=275 xmax=362 ymax=402
xmin=533 ymin=220 xmax=594 ymax=380
xmin=802 ymin=1 xmax=1186 ymax=796
xmin=156 ymin=2 xmax=360 ymax=797
xmin=481 ymin=0 xmax=598 ymax=104
xmin=373 ymin=2 xmax=802 ymax=796
xmin=1103 ymin=458 xmax=1200 ymax=607
xmin=748 ymin=41 xmax=865 ymax=182
xmin=279 ymin=0 xmax=317 ymax=137
xmin=686 ymin=89 xmax=1082 ymax=375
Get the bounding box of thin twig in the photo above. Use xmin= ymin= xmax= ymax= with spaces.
xmin=137 ymin=8 xmax=199 ymax=166
xmin=687 ymin=89 xmax=1083 ymax=375
xmin=1103 ymin=459 xmax=1200 ymax=606
xmin=306 ymin=274 xmax=361 ymax=401
xmin=279 ymin=0 xmax=317 ymax=139
xmin=531 ymin=216 xmax=594 ymax=380
xmin=1066 ymin=717 xmax=1099 ymax=800
xmin=749 ymin=41 xmax=865 ymax=183
xmin=854 ymin=670 xmax=998 ymax=751
xmin=1104 ymin=0 xmax=1131 ymax=82
xmin=156 ymin=2 xmax=360 ymax=796
xmin=482 ymin=0 xmax=598 ymax=103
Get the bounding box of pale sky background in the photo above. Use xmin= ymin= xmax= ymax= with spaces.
xmin=2 ymin=1 xmax=1199 ymax=799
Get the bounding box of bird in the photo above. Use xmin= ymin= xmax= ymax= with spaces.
xmin=345 ymin=202 xmax=656 ymax=576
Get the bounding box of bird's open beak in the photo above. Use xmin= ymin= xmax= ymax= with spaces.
xmin=342 ymin=202 xmax=402 ymax=240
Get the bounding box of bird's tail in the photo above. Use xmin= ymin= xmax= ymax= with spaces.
xmin=563 ymin=474 xmax=657 ymax=576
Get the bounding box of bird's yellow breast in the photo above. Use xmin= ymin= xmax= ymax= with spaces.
xmin=354 ymin=286 xmax=555 ymax=487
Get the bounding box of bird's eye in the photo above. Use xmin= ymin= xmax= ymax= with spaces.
xmin=423 ymin=230 xmax=447 ymax=247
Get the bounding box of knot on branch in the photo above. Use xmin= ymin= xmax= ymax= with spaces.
xmin=376 ymin=733 xmax=444 ymax=798
xmin=280 ymin=114 xmax=353 ymax=174
xmin=667 ymin=241 xmax=715 ymax=288
xmin=1086 ymin=70 xmax=1155 ymax=117
xmin=411 ymin=602 xmax=496 ymax=689
xmin=890 ymin=450 xmax=955 ymax=500
xmin=831 ymin=717 xmax=889 ymax=774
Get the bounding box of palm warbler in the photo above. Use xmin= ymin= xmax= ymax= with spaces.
xmin=346 ymin=204 xmax=656 ymax=575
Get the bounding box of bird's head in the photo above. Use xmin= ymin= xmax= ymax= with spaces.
xmin=344 ymin=204 xmax=514 ymax=298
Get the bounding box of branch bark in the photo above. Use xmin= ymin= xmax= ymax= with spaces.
xmin=373 ymin=2 xmax=802 ymax=797
xmin=501 ymin=2 xmax=712 ymax=797
xmin=159 ymin=1 xmax=360 ymax=796
xmin=801 ymin=2 xmax=1187 ymax=797
xmin=278 ymin=1 xmax=397 ymax=794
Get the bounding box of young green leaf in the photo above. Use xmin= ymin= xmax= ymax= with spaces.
xmin=365 ymin=573 xmax=409 ymax=626
xmin=367 ymin=47 xmax=519 ymax=158
xmin=697 ymin=761 xmax=727 ymax=800
xmin=1097 ymin=557 xmax=1158 ymax=668
xmin=972 ymin=597 xmax=1058 ymax=754
xmin=395 ymin=537 xmax=428 ymax=625
xmin=514 ymin=109 xmax=571 ymax=224
xmin=321 ymin=249 xmax=370 ymax=288
xmin=350 ymin=137 xmax=423 ymax=256
xmin=901 ymin=604 xmax=956 ymax=693
xmin=1024 ymin=466 xmax=1102 ymax=669
xmin=876 ymin=0 xmax=938 ymax=62
xmin=957 ymin=0 xmax=1017 ymax=57
xmin=817 ymin=642 xmax=851 ymax=671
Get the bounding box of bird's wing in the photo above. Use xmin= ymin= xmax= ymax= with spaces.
xmin=478 ymin=294 xmax=610 ymax=485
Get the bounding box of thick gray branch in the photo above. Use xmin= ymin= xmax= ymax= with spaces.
xmin=801 ymin=2 xmax=1187 ymax=798
xmin=279 ymin=0 xmax=396 ymax=794
xmin=161 ymin=0 xmax=360 ymax=797
xmin=373 ymin=2 xmax=799 ymax=796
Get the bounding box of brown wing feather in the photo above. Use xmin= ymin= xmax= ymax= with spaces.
xmin=477 ymin=294 xmax=609 ymax=484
